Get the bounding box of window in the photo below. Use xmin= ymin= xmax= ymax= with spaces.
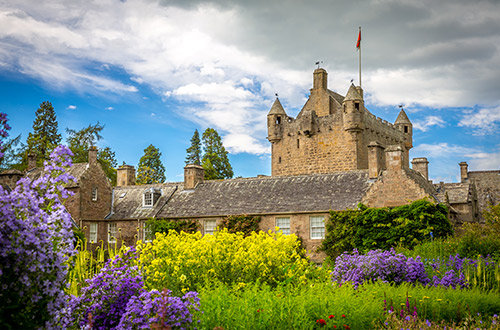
xmin=204 ymin=220 xmax=216 ymax=235
xmin=310 ymin=216 xmax=325 ymax=239
xmin=143 ymin=192 xmax=153 ymax=207
xmin=297 ymin=139 xmax=300 ymax=149
xmin=89 ymin=223 xmax=98 ymax=243
xmin=404 ymin=125 xmax=409 ymax=133
xmin=276 ymin=116 xmax=281 ymax=124
xmin=355 ymin=102 xmax=360 ymax=111
xmin=278 ymin=156 xmax=282 ymax=164
xmin=276 ymin=217 xmax=290 ymax=235
xmin=142 ymin=222 xmax=152 ymax=243
xmin=108 ymin=223 xmax=117 ymax=243
xmin=91 ymin=187 xmax=98 ymax=201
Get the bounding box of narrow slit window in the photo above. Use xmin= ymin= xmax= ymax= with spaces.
xmin=92 ymin=187 xmax=98 ymax=201
xmin=108 ymin=223 xmax=117 ymax=243
xmin=297 ymin=139 xmax=300 ymax=149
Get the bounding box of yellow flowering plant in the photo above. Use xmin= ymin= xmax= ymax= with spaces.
xmin=137 ymin=228 xmax=311 ymax=294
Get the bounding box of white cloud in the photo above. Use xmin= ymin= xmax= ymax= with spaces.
xmin=105 ymin=106 xmax=114 ymax=110
xmin=413 ymin=115 xmax=445 ymax=132
xmin=412 ymin=143 xmax=477 ymax=158
xmin=458 ymin=106 xmax=500 ymax=135
xmin=66 ymin=105 xmax=76 ymax=110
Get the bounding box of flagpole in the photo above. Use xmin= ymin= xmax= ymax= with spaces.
xmin=358 ymin=26 xmax=362 ymax=88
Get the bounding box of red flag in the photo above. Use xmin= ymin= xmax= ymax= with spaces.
xmin=356 ymin=29 xmax=361 ymax=49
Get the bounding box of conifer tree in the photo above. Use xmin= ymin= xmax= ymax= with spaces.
xmin=26 ymin=101 xmax=62 ymax=165
xmin=136 ymin=144 xmax=166 ymax=184
xmin=185 ymin=129 xmax=201 ymax=165
xmin=66 ymin=122 xmax=117 ymax=185
xmin=201 ymin=128 xmax=233 ymax=180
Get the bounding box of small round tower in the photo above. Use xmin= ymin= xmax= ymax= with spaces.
xmin=342 ymin=84 xmax=364 ymax=132
xmin=267 ymin=97 xmax=287 ymax=143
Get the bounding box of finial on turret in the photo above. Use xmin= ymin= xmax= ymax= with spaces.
xmin=315 ymin=61 xmax=323 ymax=69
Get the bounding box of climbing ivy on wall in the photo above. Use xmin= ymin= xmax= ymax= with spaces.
xmin=219 ymin=214 xmax=261 ymax=237
xmin=320 ymin=199 xmax=453 ymax=259
xmin=145 ymin=218 xmax=198 ymax=237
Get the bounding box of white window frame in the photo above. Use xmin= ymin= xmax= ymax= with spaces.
xmin=89 ymin=223 xmax=98 ymax=243
xmin=204 ymin=219 xmax=216 ymax=235
xmin=91 ymin=187 xmax=98 ymax=201
xmin=143 ymin=192 xmax=153 ymax=207
xmin=142 ymin=222 xmax=152 ymax=243
xmin=310 ymin=216 xmax=325 ymax=239
xmin=108 ymin=223 xmax=117 ymax=243
xmin=276 ymin=217 xmax=291 ymax=235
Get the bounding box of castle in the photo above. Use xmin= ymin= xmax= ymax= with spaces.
xmin=1 ymin=68 xmax=498 ymax=262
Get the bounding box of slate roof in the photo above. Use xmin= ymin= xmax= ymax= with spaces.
xmin=327 ymin=89 xmax=345 ymax=105
xmin=106 ymin=171 xmax=372 ymax=220
xmin=437 ymin=183 xmax=472 ymax=204
xmin=157 ymin=171 xmax=372 ymax=218
xmin=107 ymin=184 xmax=178 ymax=220
xmin=26 ymin=163 xmax=88 ymax=188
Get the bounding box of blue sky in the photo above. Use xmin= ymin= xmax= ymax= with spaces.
xmin=1 ymin=0 xmax=500 ymax=183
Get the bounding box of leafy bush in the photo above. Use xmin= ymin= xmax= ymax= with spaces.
xmin=0 ymin=145 xmax=76 ymax=329
xmin=138 ymin=229 xmax=311 ymax=294
xmin=219 ymin=214 xmax=261 ymax=236
xmin=456 ymin=222 xmax=500 ymax=260
xmin=321 ymin=199 xmax=453 ymax=259
xmin=145 ymin=218 xmax=198 ymax=237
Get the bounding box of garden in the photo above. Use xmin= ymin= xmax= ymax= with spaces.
xmin=1 ymin=113 xmax=500 ymax=329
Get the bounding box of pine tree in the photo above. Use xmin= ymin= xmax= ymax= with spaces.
xmin=185 ymin=129 xmax=202 ymax=165
xmin=136 ymin=144 xmax=166 ymax=184
xmin=201 ymin=128 xmax=233 ymax=180
xmin=66 ymin=122 xmax=118 ymax=185
xmin=26 ymin=101 xmax=62 ymax=165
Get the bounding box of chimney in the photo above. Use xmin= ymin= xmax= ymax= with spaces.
xmin=412 ymin=157 xmax=429 ymax=180
xmin=367 ymin=141 xmax=385 ymax=179
xmin=313 ymin=68 xmax=328 ymax=90
xmin=88 ymin=146 xmax=98 ymax=166
xmin=27 ymin=152 xmax=37 ymax=171
xmin=385 ymin=145 xmax=404 ymax=171
xmin=184 ymin=164 xmax=204 ymax=190
xmin=117 ymin=164 xmax=136 ymax=186
xmin=459 ymin=161 xmax=468 ymax=182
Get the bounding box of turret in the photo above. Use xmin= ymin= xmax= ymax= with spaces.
xmin=394 ymin=109 xmax=413 ymax=149
xmin=342 ymin=84 xmax=364 ymax=131
xmin=267 ymin=97 xmax=287 ymax=143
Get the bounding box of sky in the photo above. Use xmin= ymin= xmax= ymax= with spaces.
xmin=1 ymin=0 xmax=500 ymax=183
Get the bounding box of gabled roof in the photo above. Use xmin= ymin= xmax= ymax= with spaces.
xmin=343 ymin=84 xmax=362 ymax=102
xmin=26 ymin=163 xmax=88 ymax=188
xmin=437 ymin=182 xmax=472 ymax=204
xmin=107 ymin=184 xmax=178 ymax=220
xmin=268 ymin=98 xmax=287 ymax=115
xmin=156 ymin=171 xmax=372 ymax=218
xmin=395 ymin=109 xmax=411 ymax=124
xmin=327 ymin=90 xmax=345 ymax=105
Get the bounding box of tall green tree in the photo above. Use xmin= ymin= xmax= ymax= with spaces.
xmin=201 ymin=128 xmax=233 ymax=180
xmin=66 ymin=122 xmax=118 ymax=185
xmin=185 ymin=129 xmax=202 ymax=165
xmin=0 ymin=134 xmax=23 ymax=171
xmin=136 ymin=144 xmax=166 ymax=184
xmin=26 ymin=101 xmax=62 ymax=166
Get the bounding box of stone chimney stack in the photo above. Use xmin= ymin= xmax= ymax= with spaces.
xmin=412 ymin=157 xmax=429 ymax=180
xmin=385 ymin=145 xmax=404 ymax=172
xmin=88 ymin=146 xmax=98 ymax=166
xmin=27 ymin=152 xmax=37 ymax=171
xmin=459 ymin=161 xmax=468 ymax=182
xmin=367 ymin=141 xmax=385 ymax=179
xmin=313 ymin=68 xmax=328 ymax=90
xmin=184 ymin=164 xmax=204 ymax=190
xmin=117 ymin=164 xmax=136 ymax=186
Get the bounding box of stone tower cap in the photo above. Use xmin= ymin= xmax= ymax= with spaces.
xmin=395 ymin=109 xmax=411 ymax=124
xmin=268 ymin=97 xmax=286 ymax=115
xmin=343 ymin=84 xmax=362 ymax=102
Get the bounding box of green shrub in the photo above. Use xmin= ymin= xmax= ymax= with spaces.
xmin=145 ymin=218 xmax=198 ymax=237
xmin=219 ymin=214 xmax=261 ymax=236
xmin=321 ymin=199 xmax=453 ymax=259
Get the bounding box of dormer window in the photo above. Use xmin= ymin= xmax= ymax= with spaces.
xmin=143 ymin=187 xmax=161 ymax=207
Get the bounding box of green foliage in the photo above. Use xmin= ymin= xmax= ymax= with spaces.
xmin=25 ymin=101 xmax=62 ymax=166
xmin=321 ymin=199 xmax=453 ymax=259
xmin=136 ymin=144 xmax=166 ymax=184
xmin=201 ymin=128 xmax=233 ymax=180
xmin=0 ymin=134 xmax=23 ymax=171
xmin=219 ymin=214 xmax=261 ymax=236
xmin=455 ymin=223 xmax=500 ymax=260
xmin=145 ymin=218 xmax=198 ymax=237
xmin=66 ymin=122 xmax=118 ymax=185
xmin=185 ymin=129 xmax=201 ymax=165
xmin=484 ymin=202 xmax=500 ymax=234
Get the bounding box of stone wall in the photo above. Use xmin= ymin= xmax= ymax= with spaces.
xmin=78 ymin=164 xmax=112 ymax=222
xmin=468 ymin=170 xmax=500 ymax=222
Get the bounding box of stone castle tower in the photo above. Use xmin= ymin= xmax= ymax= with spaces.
xmin=267 ymin=68 xmax=413 ymax=176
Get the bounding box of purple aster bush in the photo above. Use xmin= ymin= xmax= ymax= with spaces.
xmin=331 ymin=249 xmax=430 ymax=288
xmin=118 ymin=288 xmax=201 ymax=330
xmin=0 ymin=144 xmax=76 ymax=329
xmin=62 ymin=248 xmax=201 ymax=330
